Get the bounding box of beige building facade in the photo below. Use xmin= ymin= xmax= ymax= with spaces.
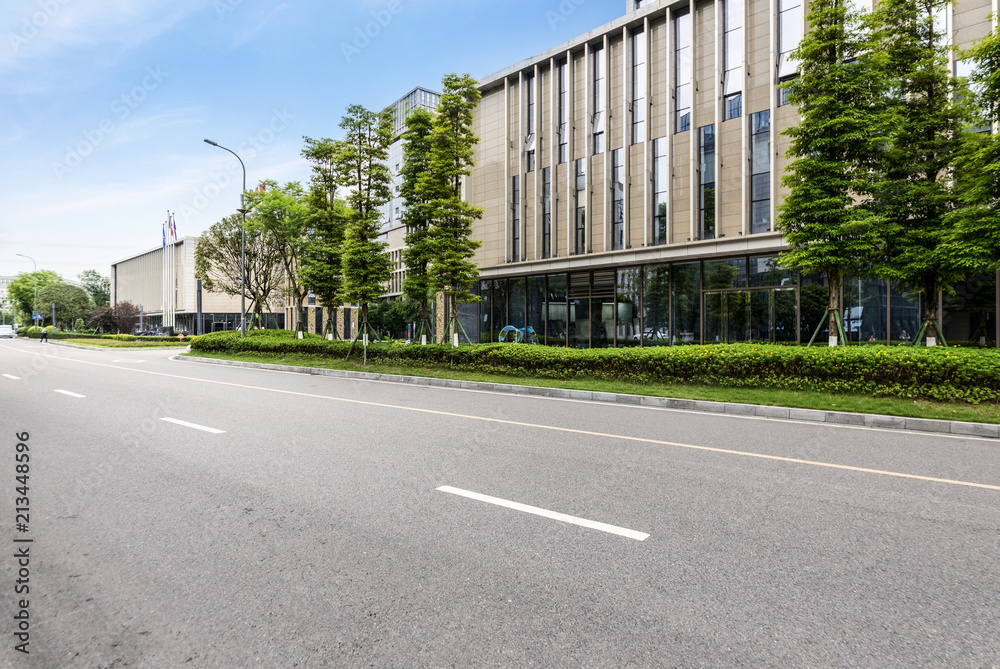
xmin=462 ymin=0 xmax=999 ymax=347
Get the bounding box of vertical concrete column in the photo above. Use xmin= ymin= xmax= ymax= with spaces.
xmin=769 ymin=0 xmax=778 ymax=234
xmin=665 ymin=7 xmax=674 ymax=245
xmin=641 ymin=16 xmax=651 ymax=250
xmin=518 ymin=70 xmax=526 ymax=262
xmin=585 ymin=41 xmax=593 ymax=254
xmin=689 ymin=5 xmax=698 ymax=242
xmin=602 ymin=33 xmax=611 ymax=253
xmin=741 ymin=0 xmax=750 ymax=236
xmin=714 ymin=0 xmax=722 ymax=236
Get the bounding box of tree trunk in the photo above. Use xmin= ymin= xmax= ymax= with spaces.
xmin=923 ymin=275 xmax=938 ymax=345
xmin=827 ymin=270 xmax=842 ymax=345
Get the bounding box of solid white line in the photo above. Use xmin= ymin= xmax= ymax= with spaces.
xmin=2 ymin=374 xmax=20 ymax=380
xmin=160 ymin=417 xmax=226 ymax=434
xmin=54 ymin=389 xmax=86 ymax=398
xmin=437 ymin=485 xmax=649 ymax=541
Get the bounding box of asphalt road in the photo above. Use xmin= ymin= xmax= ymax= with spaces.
xmin=0 ymin=337 xmax=998 ymax=668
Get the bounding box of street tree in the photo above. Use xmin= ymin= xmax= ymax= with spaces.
xmin=88 ymin=301 xmax=140 ymax=334
xmin=37 ymin=283 xmax=91 ymax=328
xmin=423 ymin=73 xmax=484 ymax=344
xmin=775 ymin=0 xmax=885 ymax=346
xmin=78 ymin=269 xmax=111 ymax=309
xmin=7 ymin=270 xmax=63 ymax=322
xmin=245 ymin=180 xmax=311 ymax=330
xmin=868 ymin=0 xmax=974 ymax=345
xmin=194 ymin=213 xmax=286 ymax=327
xmin=943 ymin=24 xmax=1000 ymax=277
xmin=298 ymin=186 xmax=350 ymax=337
xmin=400 ymin=107 xmax=437 ymax=342
xmin=334 ymin=104 xmax=394 ymax=360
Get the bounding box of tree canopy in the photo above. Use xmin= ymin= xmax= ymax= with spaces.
xmin=7 ymin=270 xmax=63 ymax=321
xmin=37 ymin=283 xmax=91 ymax=328
xmin=78 ymin=269 xmax=110 ymax=309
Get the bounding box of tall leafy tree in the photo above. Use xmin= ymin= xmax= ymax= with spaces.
xmin=775 ymin=0 xmax=884 ymax=345
xmin=424 ymin=73 xmax=484 ymax=344
xmin=245 ymin=180 xmax=311 ymax=330
xmin=7 ymin=270 xmax=63 ymax=322
xmin=298 ymin=186 xmax=350 ymax=334
xmin=335 ymin=104 xmax=394 ymax=357
xmin=944 ymin=24 xmax=1000 ymax=276
xmin=868 ymin=0 xmax=974 ymax=344
xmin=399 ymin=107 xmax=436 ymax=340
xmin=77 ymin=269 xmax=110 ymax=309
xmin=194 ymin=213 xmax=286 ymax=326
xmin=37 ymin=283 xmax=90 ymax=328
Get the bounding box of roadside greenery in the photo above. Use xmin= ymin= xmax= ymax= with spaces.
xmin=190 ymin=331 xmax=1000 ymax=405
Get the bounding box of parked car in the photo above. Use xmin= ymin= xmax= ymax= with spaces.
xmin=135 ymin=329 xmax=158 ymax=337
xmin=0 ymin=325 xmax=14 ymax=338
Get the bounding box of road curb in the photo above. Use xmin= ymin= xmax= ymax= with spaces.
xmin=174 ymin=354 xmax=1000 ymax=440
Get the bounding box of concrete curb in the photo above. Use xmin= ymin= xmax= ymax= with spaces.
xmin=174 ymin=354 xmax=1000 ymax=440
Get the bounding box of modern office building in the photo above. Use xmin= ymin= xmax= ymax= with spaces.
xmin=462 ymin=0 xmax=999 ymax=347
xmin=111 ymin=237 xmax=285 ymax=334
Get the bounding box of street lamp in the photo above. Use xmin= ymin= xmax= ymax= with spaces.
xmin=204 ymin=139 xmax=247 ymax=337
xmin=14 ymin=253 xmax=37 ymax=328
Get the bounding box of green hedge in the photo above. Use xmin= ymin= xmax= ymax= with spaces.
xmin=189 ymin=331 xmax=1000 ymax=404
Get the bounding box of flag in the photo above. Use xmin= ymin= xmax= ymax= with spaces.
xmin=162 ymin=223 xmax=166 ymax=248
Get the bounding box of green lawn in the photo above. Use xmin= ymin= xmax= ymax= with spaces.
xmin=182 ymin=350 xmax=1000 ymax=425
xmin=59 ymin=339 xmax=191 ymax=349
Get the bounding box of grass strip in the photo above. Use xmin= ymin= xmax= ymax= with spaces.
xmin=181 ymin=350 xmax=1000 ymax=425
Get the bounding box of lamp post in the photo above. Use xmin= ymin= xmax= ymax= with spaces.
xmin=204 ymin=139 xmax=247 ymax=337
xmin=15 ymin=253 xmax=37 ymax=328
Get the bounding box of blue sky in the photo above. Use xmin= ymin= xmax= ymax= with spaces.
xmin=0 ymin=0 xmax=624 ymax=283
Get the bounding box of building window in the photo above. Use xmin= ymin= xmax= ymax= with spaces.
xmin=525 ymin=74 xmax=536 ymax=172
xmin=612 ymin=149 xmax=624 ymax=250
xmin=674 ymin=9 xmax=692 ymax=132
xmin=724 ymin=0 xmax=743 ymax=120
xmin=698 ymin=124 xmax=716 ymax=240
xmin=750 ymin=111 xmax=771 ymax=233
xmin=574 ymin=158 xmax=586 ymax=254
xmin=631 ymin=29 xmax=646 ymax=144
xmin=778 ymin=0 xmax=803 ymax=91
xmin=512 ymin=176 xmax=521 ymax=260
xmin=542 ymin=167 xmax=552 ymax=259
xmin=558 ymin=60 xmax=569 ymax=164
xmin=592 ymin=46 xmax=606 ymax=154
xmin=652 ymin=137 xmax=668 ymax=245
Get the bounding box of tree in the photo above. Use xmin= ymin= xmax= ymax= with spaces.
xmin=775 ymin=0 xmax=884 ymax=346
xmin=78 ymin=269 xmax=110 ymax=309
xmin=423 ymin=73 xmax=485 ymax=344
xmin=7 ymin=270 xmax=63 ymax=323
xmin=299 ymin=138 xmax=350 ymax=336
xmin=943 ymin=24 xmax=1000 ymax=277
xmin=298 ymin=187 xmax=350 ymax=336
xmin=399 ymin=107 xmax=437 ymax=341
xmin=37 ymin=283 xmax=91 ymax=328
xmin=868 ymin=0 xmax=974 ymax=345
xmin=335 ymin=104 xmax=395 ymax=360
xmin=245 ymin=180 xmax=311 ymax=330
xmin=194 ymin=213 xmax=285 ymax=327
xmin=88 ymin=301 xmax=139 ymax=334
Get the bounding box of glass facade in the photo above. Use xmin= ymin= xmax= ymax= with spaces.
xmin=652 ymin=137 xmax=668 ymax=245
xmin=542 ymin=167 xmax=552 ymax=259
xmin=674 ymin=9 xmax=692 ymax=132
xmin=592 ymin=46 xmax=606 ymax=154
xmin=631 ymin=28 xmax=646 ymax=144
xmin=778 ymin=0 xmax=803 ymax=80
xmin=750 ymin=111 xmax=770 ymax=234
xmin=723 ymin=0 xmax=743 ymax=121
xmin=612 ymin=149 xmax=625 ymax=250
xmin=472 ymin=265 xmax=996 ymax=349
xmin=511 ymin=175 xmax=520 ymax=261
xmin=525 ymin=74 xmax=536 ymax=172
xmin=698 ymin=124 xmax=716 ymax=240
xmin=558 ymin=60 xmax=569 ymax=164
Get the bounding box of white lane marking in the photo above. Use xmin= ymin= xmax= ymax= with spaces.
xmin=54 ymin=389 xmax=86 ymax=398
xmin=437 ymin=485 xmax=649 ymax=541
xmin=3 ymin=374 xmax=20 ymax=380
xmin=160 ymin=417 xmax=226 ymax=434
xmin=112 ymin=359 xmax=145 ymax=363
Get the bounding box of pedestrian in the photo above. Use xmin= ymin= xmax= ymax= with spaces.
xmin=40 ymin=327 xmax=48 ymax=343
xmin=899 ymin=329 xmax=911 ymax=342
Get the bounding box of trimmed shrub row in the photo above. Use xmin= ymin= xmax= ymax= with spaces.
xmin=189 ymin=331 xmax=1000 ymax=405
